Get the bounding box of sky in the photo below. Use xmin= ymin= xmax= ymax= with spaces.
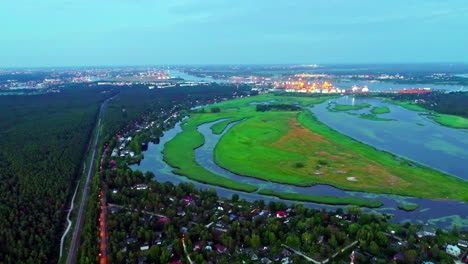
xmin=1 ymin=0 xmax=468 ymax=67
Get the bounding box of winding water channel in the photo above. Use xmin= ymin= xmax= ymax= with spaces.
xmin=131 ymin=98 xmax=468 ymax=230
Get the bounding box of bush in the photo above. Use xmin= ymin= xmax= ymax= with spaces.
xmin=294 ymin=162 xmax=305 ymax=168
xmin=211 ymin=107 xmax=221 ymax=113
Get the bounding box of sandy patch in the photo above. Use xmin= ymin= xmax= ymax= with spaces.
xmin=315 ymin=151 xmax=328 ymax=156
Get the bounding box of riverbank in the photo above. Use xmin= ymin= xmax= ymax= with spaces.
xmin=259 ymin=189 xmax=383 ymax=208
xmin=163 ymin=113 xmax=257 ymax=193
xmin=346 ymin=112 xmax=394 ymax=121
xmin=212 ymin=96 xmax=468 ymax=201
xmin=384 ymin=99 xmax=468 ymax=129
xmin=330 ymin=102 xmax=371 ymax=111
xmin=211 ymin=116 xmax=250 ymax=134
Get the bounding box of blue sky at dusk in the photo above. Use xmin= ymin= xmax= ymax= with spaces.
xmin=1 ymin=0 xmax=467 ymax=67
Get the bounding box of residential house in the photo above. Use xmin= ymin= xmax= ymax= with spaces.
xmin=446 ymin=245 xmax=461 ymax=257
xmin=159 ymin=216 xmax=170 ymax=223
xmin=132 ymin=184 xmax=148 ymax=190
xmin=140 ymin=245 xmax=149 ymax=251
xmin=458 ymin=240 xmax=468 ymax=248
xmin=214 ymin=244 xmax=227 ymax=254
xmin=393 ymin=252 xmax=405 ymax=262
xmin=193 ymin=241 xmax=202 ymax=251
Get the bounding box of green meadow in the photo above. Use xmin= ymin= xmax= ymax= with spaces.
xmin=163 ymin=94 xmax=468 ymax=203
xmin=430 ymin=113 xmax=468 ymax=129
xmin=371 ymin=106 xmax=391 ymax=114
xmin=163 ymin=112 xmax=257 ymax=192
xmin=331 ymin=102 xmax=371 ymax=111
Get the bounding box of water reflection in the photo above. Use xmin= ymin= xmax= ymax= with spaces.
xmin=131 ymin=109 xmax=468 ymax=230
xmin=310 ymin=97 xmax=468 ymax=180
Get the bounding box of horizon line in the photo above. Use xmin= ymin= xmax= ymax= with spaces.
xmin=1 ymin=62 xmax=468 ymax=70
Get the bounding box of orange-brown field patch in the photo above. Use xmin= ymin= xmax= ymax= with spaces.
xmin=271 ymin=118 xmax=409 ymax=189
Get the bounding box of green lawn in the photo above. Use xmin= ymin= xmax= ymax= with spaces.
xmin=371 ymin=106 xmax=390 ymax=114
xmin=259 ymin=189 xmax=383 ymax=208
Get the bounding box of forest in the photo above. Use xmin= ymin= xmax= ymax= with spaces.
xmin=0 ymin=84 xmax=115 ymax=263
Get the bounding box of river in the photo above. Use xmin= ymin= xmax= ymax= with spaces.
xmin=309 ymin=97 xmax=468 ymax=180
xmin=131 ymin=103 xmax=468 ymax=229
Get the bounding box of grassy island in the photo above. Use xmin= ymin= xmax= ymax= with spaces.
xmin=259 ymin=189 xmax=383 ymax=208
xmin=384 ymin=99 xmax=468 ymax=129
xmin=371 ymin=106 xmax=390 ymax=114
xmin=210 ymin=116 xmax=249 ymax=135
xmin=398 ymin=202 xmax=420 ymax=211
xmin=430 ymin=113 xmax=468 ymax=129
xmin=358 ymin=113 xmax=394 ymax=121
xmin=163 ymin=94 xmax=468 ymax=202
xmin=163 ymin=113 xmax=258 ymax=193
xmin=331 ymin=102 xmax=371 ymax=111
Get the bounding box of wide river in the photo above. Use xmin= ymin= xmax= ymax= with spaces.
xmin=131 ymin=98 xmax=468 ymax=230
xmin=310 ymin=97 xmax=468 ymax=180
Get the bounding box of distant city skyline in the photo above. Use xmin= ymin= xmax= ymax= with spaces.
xmin=1 ymin=0 xmax=468 ymax=67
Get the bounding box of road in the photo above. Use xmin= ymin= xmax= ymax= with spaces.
xmin=64 ymin=96 xmax=115 ymax=264
xmin=281 ymin=240 xmax=358 ymax=264
xmin=182 ymin=235 xmax=194 ymax=264
xmin=98 ymin=190 xmax=108 ymax=264
xmin=281 ymin=244 xmax=321 ymax=264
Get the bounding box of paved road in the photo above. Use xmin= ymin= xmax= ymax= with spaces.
xmin=98 ymin=190 xmax=108 ymax=264
xmin=281 ymin=240 xmax=358 ymax=264
xmin=65 ymin=96 xmax=115 ymax=264
xmin=182 ymin=235 xmax=194 ymax=264
xmin=281 ymin=244 xmax=320 ymax=263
